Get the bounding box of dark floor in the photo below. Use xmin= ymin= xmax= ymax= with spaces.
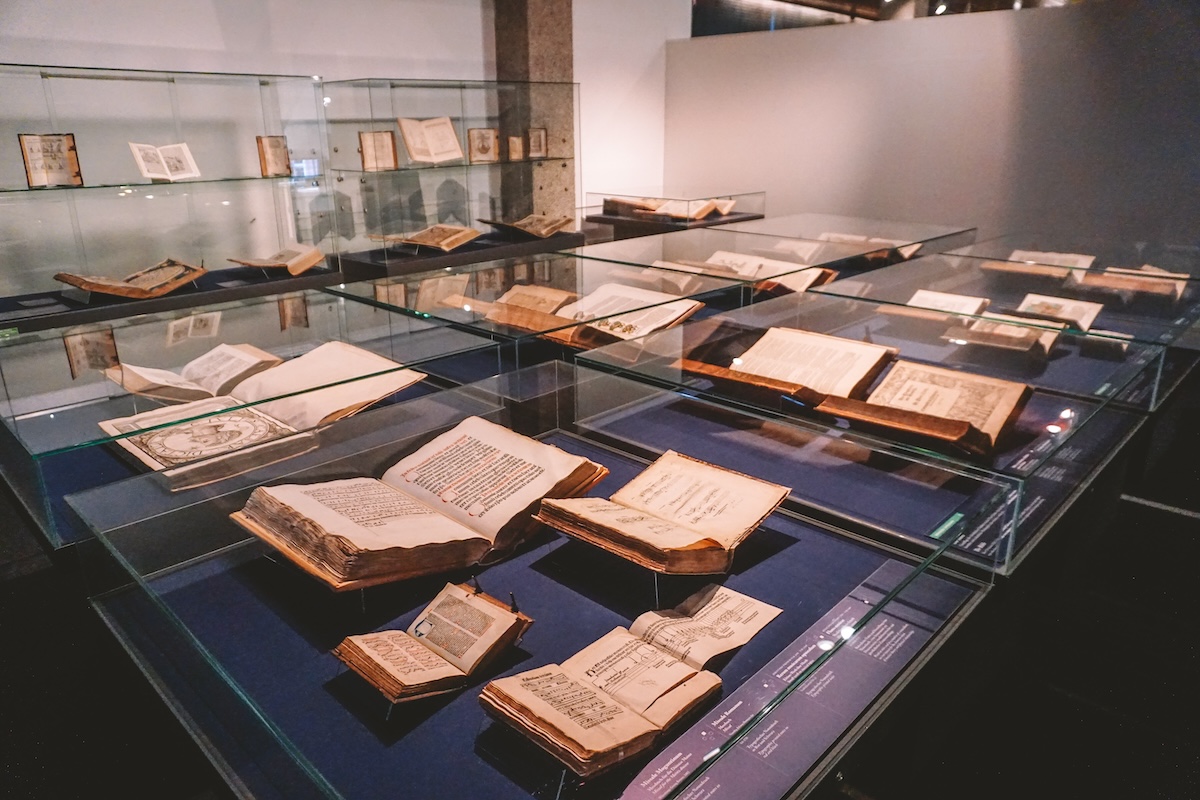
xmin=1 ymin=390 xmax=1197 ymax=799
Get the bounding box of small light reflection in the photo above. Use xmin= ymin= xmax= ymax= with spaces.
xmin=934 ymin=2 xmax=948 ymax=13
xmin=817 ymin=639 xmax=834 ymax=651
xmin=1046 ymin=423 xmax=1063 ymax=434
xmin=322 ymin=96 xmax=331 ymax=106
xmin=731 ymin=357 xmax=744 ymax=366
xmin=463 ymin=304 xmax=472 ymax=312
xmin=1059 ymin=408 xmax=1074 ymax=420
xmin=948 ymin=338 xmax=968 ymax=345
xmin=144 ymin=195 xmax=154 ymax=199
xmin=840 ymin=625 xmax=856 ymax=640
xmin=221 ymin=200 xmax=231 ymax=206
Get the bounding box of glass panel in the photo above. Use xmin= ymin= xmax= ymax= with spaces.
xmin=722 ymin=212 xmax=978 ymax=258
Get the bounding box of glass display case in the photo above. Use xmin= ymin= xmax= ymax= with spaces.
xmin=949 ymin=232 xmax=1200 ymax=281
xmin=560 ymin=227 xmax=896 ymax=298
xmin=72 ymin=361 xmax=993 ymax=800
xmin=721 ymin=212 xmax=977 ymax=264
xmin=579 ymin=292 xmax=1157 ymax=572
xmin=0 ymin=287 xmax=502 ymax=548
xmin=582 ymin=189 xmax=766 ymax=241
xmin=0 ymin=63 xmax=341 ymax=333
xmin=321 ymin=78 xmax=584 ymax=281
xmin=325 ymin=251 xmax=747 ymax=369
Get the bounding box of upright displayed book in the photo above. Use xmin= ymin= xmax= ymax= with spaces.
xmin=54 ymin=259 xmax=206 ymax=299
xmin=398 ymin=117 xmax=464 ymax=164
xmin=227 ymin=244 xmax=326 ymax=275
xmin=537 ymin=450 xmax=790 ymax=573
xmin=18 ymin=133 xmax=83 ymax=188
xmin=231 ymin=415 xmax=609 ymax=589
xmin=255 ymin=135 xmax=291 ymax=177
xmin=99 ymin=341 xmax=425 ymax=477
xmin=104 ymin=342 xmax=282 ymax=402
xmin=333 ymin=582 xmax=533 ymax=703
xmin=128 ymin=142 xmax=200 ymax=181
xmin=479 ymin=585 xmax=780 ymax=777
xmin=358 ymin=130 xmax=399 ymax=171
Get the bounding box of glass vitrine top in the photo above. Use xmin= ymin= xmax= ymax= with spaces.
xmin=326 ymin=251 xmax=746 ymax=344
xmin=949 ymin=232 xmax=1200 ymax=281
xmin=722 ymin=212 xmax=977 ymax=257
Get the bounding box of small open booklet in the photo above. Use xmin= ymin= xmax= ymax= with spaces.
xmin=537 ymin=450 xmax=790 ymax=573
xmin=333 ymin=582 xmax=533 ymax=704
xmin=370 ymin=224 xmax=483 ymax=252
xmin=227 ymin=244 xmax=326 ymax=276
xmin=54 ymin=259 xmax=206 ymax=299
xmin=128 ymin=142 xmax=200 ymax=181
xmin=397 ymin=117 xmax=464 ymax=164
xmin=232 ymin=416 xmax=609 ymax=590
xmin=479 ymin=584 xmax=780 ymax=777
xmin=99 ymin=341 xmax=425 ymax=476
xmin=105 ymin=342 xmax=283 ymax=402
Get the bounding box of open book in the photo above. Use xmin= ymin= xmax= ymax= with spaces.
xmin=99 ymin=341 xmax=424 ymax=474
xmin=479 ymin=283 xmax=704 ymax=347
xmin=815 ymin=360 xmax=1031 ymax=455
xmin=370 ymin=224 xmax=482 ymax=252
xmin=104 ymin=342 xmax=282 ymax=402
xmin=479 ymin=215 xmax=575 ymax=239
xmin=128 ymin=142 xmax=200 ymax=181
xmin=227 ymin=244 xmax=326 ymax=276
xmin=1015 ymin=293 xmax=1104 ymax=331
xmin=944 ymin=311 xmax=1066 ymax=355
xmin=231 ymin=416 xmax=609 ymax=590
xmin=54 ymin=258 xmax=206 ymax=299
xmin=979 ymin=249 xmax=1096 ymax=279
xmin=19 ymin=133 xmax=83 ymax=188
xmin=398 ymin=117 xmax=464 ymax=164
xmin=537 ymin=450 xmax=789 ymax=574
xmin=877 ymin=289 xmax=990 ymax=323
xmin=479 ymin=585 xmax=780 ymax=777
xmin=333 ymin=582 xmax=532 ymax=703
xmin=724 ymin=327 xmax=897 ymax=400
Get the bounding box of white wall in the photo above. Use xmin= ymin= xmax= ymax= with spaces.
xmin=0 ymin=0 xmax=493 ymax=80
xmin=573 ymin=0 xmax=691 ymax=204
xmin=663 ymin=2 xmax=1200 ymax=243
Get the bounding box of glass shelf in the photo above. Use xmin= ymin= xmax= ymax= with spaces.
xmin=578 ymin=292 xmax=1157 ymax=572
xmin=720 ymin=212 xmax=978 ymax=262
xmin=0 ymin=287 xmax=502 ymax=547
xmin=71 ymin=361 xmax=991 ymax=800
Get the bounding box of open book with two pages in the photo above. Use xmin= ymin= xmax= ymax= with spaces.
xmin=99 ymin=341 xmax=425 ymax=485
xmin=480 ymin=584 xmax=780 ymax=777
xmin=679 ymin=326 xmax=1031 ymax=456
xmin=442 ymin=282 xmax=704 ymax=347
xmin=232 ymin=415 xmax=609 ymax=590
xmin=651 ymin=250 xmax=838 ymax=297
xmin=333 ymin=582 xmax=533 ymax=704
xmin=537 ymin=450 xmax=790 ymax=574
xmin=54 ymin=258 xmax=206 ymax=299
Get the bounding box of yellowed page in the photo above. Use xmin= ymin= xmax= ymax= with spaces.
xmin=406 ymin=583 xmax=519 ymax=674
xmin=609 ymin=451 xmax=788 ymax=545
xmin=630 ymin=584 xmax=781 ymax=670
xmin=538 ymin=497 xmax=708 ymax=549
xmin=380 ymin=415 xmax=589 ymax=541
xmin=344 ymin=630 xmax=462 ymax=684
xmin=730 ymin=327 xmax=894 ymax=397
xmin=562 ymin=627 xmax=696 ymax=714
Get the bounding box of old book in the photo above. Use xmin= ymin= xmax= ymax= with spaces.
xmin=754 ymin=266 xmax=838 ymax=296
xmin=698 ymin=250 xmax=836 ymax=295
xmin=19 ymin=133 xmax=83 ymax=187
xmin=333 ymin=582 xmax=533 ymax=703
xmin=728 ymin=327 xmax=898 ymax=399
xmin=490 ymin=284 xmax=577 ymax=314
xmin=554 ymin=283 xmax=704 ymax=341
xmin=255 ymin=135 xmax=291 ymax=177
xmin=359 ymin=130 xmax=399 ymax=171
xmin=99 ymin=341 xmax=426 ymax=474
xmin=945 ymin=311 xmax=1065 ymax=355
xmin=878 ymin=289 xmax=991 ymax=323
xmin=537 ymin=450 xmax=789 ymax=574
xmin=527 ymin=127 xmax=548 ymax=159
xmin=104 ymin=342 xmax=283 ymax=402
xmin=231 ymin=415 xmax=609 ymax=590
xmin=638 ymin=199 xmax=719 ymax=220
xmin=128 ymin=142 xmax=200 ymax=181
xmin=815 ymin=360 xmax=1031 ymax=455
xmin=1015 ymin=293 xmax=1104 ymax=331
xmin=227 ymin=243 xmax=326 ymax=275
xmin=390 ymin=224 xmax=482 ymax=251
xmin=507 ymin=135 xmax=525 ymax=161
xmin=398 ymin=117 xmax=464 ymax=164
xmin=467 ymin=127 xmax=500 ymax=163
xmin=479 ymin=585 xmax=780 ymax=777
xmin=53 ymin=258 xmax=206 ymax=299
xmin=602 ymin=197 xmax=663 ymax=217
xmin=479 ymin=215 xmax=575 ymax=239
xmin=1065 ymin=264 xmax=1189 ymax=301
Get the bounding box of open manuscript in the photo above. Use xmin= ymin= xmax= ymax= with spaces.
xmin=231 ymin=416 xmax=609 ymax=590
xmin=479 ymin=584 xmax=780 ymax=777
xmin=369 ymin=224 xmax=482 ymax=252
xmin=1065 ymin=264 xmax=1189 ymax=302
xmin=479 ymin=215 xmax=575 ymax=239
xmin=601 ymin=197 xmax=737 ymax=220
xmin=99 ymin=341 xmax=425 ymax=481
xmin=227 ymin=244 xmax=326 ymax=276
xmin=537 ymin=450 xmax=789 ymax=574
xmin=333 ymin=582 xmax=533 ymax=703
xmin=398 ymin=117 xmax=464 ymax=164
xmin=54 ymin=258 xmax=206 ymax=299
